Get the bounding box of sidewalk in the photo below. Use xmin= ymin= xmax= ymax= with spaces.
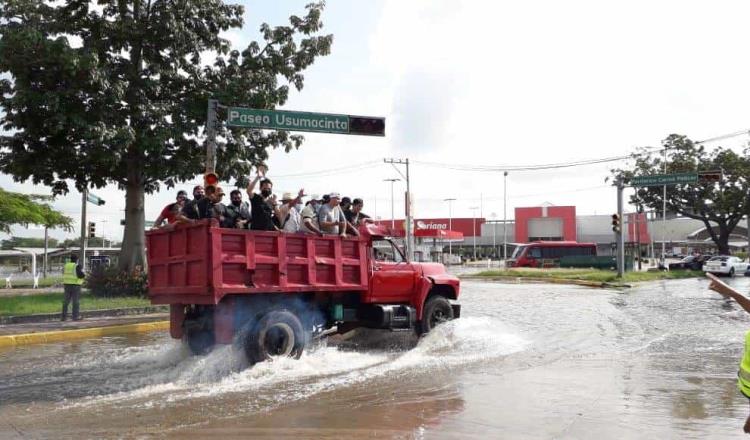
xmin=0 ymin=286 xmax=65 ymax=297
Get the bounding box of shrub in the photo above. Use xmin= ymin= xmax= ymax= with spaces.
xmin=86 ymin=265 xmax=148 ymax=298
xmin=736 ymin=251 xmax=748 ymax=261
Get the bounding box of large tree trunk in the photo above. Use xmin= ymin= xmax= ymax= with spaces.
xmin=715 ymin=222 xmax=732 ymax=256
xmin=119 ymin=173 xmax=146 ymax=272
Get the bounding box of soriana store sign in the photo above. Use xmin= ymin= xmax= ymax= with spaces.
xmin=379 ymin=218 xmax=482 ymax=236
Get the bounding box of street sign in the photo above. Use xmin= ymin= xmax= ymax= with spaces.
xmin=86 ymin=192 xmax=105 ymax=206
xmin=120 ymin=219 xmax=155 ymax=228
xmin=630 ymin=173 xmax=698 ymax=187
xmin=226 ymin=107 xmax=385 ymax=136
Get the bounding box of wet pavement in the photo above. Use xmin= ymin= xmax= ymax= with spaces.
xmin=1 ymin=277 xmax=750 ymax=439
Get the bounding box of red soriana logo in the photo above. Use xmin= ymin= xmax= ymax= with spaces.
xmin=416 ymin=220 xmax=448 ymax=230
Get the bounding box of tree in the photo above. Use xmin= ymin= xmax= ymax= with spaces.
xmin=2 ymin=236 xmax=59 ymax=250
xmin=612 ymin=134 xmax=750 ymax=255
xmin=0 ymin=188 xmax=73 ymax=234
xmin=0 ymin=1 xmax=333 ymax=271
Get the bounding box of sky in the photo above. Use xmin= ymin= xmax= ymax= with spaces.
xmin=3 ymin=0 xmax=750 ymax=243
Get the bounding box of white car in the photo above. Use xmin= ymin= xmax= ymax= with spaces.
xmin=703 ymin=256 xmax=749 ymax=277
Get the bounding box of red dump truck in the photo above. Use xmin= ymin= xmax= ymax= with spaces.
xmin=146 ymin=220 xmax=460 ymax=363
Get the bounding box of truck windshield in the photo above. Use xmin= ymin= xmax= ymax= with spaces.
xmin=511 ymin=246 xmax=526 ymax=259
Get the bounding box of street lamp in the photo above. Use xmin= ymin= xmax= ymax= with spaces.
xmin=443 ymin=198 xmax=456 ymax=263
xmin=383 ymin=178 xmax=400 ymax=230
xmin=503 ymin=171 xmax=508 ymax=260
xmin=470 ymin=206 xmax=479 ymax=260
xmin=490 ymin=212 xmax=497 ymax=260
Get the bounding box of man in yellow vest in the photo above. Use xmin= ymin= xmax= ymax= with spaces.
xmin=62 ymin=254 xmax=85 ymax=321
xmin=708 ymin=273 xmax=750 ymax=433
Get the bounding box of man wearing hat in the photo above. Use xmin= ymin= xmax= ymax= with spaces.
xmin=318 ymin=192 xmax=350 ymax=236
xmin=277 ymin=189 xmax=305 ymax=233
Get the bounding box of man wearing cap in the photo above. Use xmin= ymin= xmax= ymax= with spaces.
xmin=318 ymin=192 xmax=350 ymax=237
xmin=300 ymin=195 xmax=323 ymax=235
xmin=277 ymin=189 xmax=305 ymax=233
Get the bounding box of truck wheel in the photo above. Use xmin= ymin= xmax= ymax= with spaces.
xmin=417 ymin=295 xmax=454 ymax=336
xmin=244 ymin=310 xmax=305 ymax=364
xmin=185 ymin=327 xmax=215 ymax=355
xmin=730 ymin=268 xmax=736 ymax=277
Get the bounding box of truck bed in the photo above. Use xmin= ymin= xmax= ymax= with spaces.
xmin=146 ymin=220 xmax=369 ymax=305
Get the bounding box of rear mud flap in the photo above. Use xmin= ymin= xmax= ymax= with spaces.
xmin=451 ymin=304 xmax=461 ymax=319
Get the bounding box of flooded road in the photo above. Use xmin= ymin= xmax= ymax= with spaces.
xmin=2 ymin=278 xmax=750 ymax=439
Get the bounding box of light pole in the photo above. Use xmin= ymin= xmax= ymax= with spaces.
xmin=383 ymin=178 xmax=400 ymax=230
xmin=470 ymin=206 xmax=479 ymax=260
xmin=661 ymin=147 xmax=667 ymax=265
xmin=490 ymin=212 xmax=497 ymax=260
xmin=444 ymin=198 xmax=455 ymax=263
xmin=503 ymin=171 xmax=508 ymax=260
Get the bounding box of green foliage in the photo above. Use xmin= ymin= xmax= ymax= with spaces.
xmin=0 ymin=292 xmax=150 ymax=317
xmin=0 ymin=1 xmax=333 ymax=270
xmin=0 ymin=188 xmax=73 ymax=233
xmin=736 ymin=251 xmax=748 ymax=261
xmin=87 ymin=266 xmax=148 ymax=298
xmin=1 ymin=236 xmax=59 ymax=250
xmin=611 ymin=134 xmax=750 ymax=255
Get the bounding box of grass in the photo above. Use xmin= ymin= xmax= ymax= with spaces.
xmin=4 ymin=276 xmax=64 ymax=289
xmin=0 ymin=292 xmax=151 ymax=316
xmin=469 ymin=268 xmax=704 ymax=284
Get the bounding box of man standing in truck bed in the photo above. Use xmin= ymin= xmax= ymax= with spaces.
xmin=246 ymin=165 xmax=278 ymax=231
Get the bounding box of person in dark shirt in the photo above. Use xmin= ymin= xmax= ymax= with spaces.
xmin=224 ymin=189 xmax=251 ymax=228
xmin=246 ymin=165 xmax=278 ymax=231
xmin=349 ymin=198 xmax=372 ymax=226
xmin=184 ymin=185 xmax=226 ymax=221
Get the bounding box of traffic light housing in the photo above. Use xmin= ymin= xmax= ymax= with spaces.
xmin=88 ymin=221 xmax=96 ymax=238
xmin=204 ymin=172 xmax=219 ymax=188
xmin=611 ymin=214 xmax=621 ymax=233
xmin=348 ymin=116 xmax=385 ymax=136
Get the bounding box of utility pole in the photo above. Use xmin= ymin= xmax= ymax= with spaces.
xmin=384 ymin=158 xmax=413 ymax=261
xmin=616 ymin=180 xmax=625 ymax=277
xmin=491 ymin=212 xmax=497 ymax=260
xmin=470 ymin=206 xmax=479 ymax=260
xmin=80 ymin=188 xmax=88 ymax=271
xmin=206 ymin=98 xmax=219 ymax=174
xmin=503 ymin=171 xmax=508 ymax=260
xmin=661 ymin=146 xmax=667 ymax=265
xmin=43 ymin=225 xmax=48 ymax=278
xmin=444 ymin=198 xmax=455 ymax=264
xmin=383 ymin=178 xmax=400 ymax=230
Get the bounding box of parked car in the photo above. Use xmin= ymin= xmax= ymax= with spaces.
xmin=669 ymin=255 xmax=712 ymax=271
xmin=703 ymin=256 xmax=749 ymax=277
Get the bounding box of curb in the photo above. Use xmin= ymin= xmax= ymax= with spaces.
xmin=0 ymin=306 xmax=169 ymax=325
xmin=0 ymin=321 xmax=170 ymax=348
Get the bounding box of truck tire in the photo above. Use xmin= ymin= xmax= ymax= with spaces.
xmin=185 ymin=327 xmax=215 ymax=355
xmin=730 ymin=268 xmax=736 ymax=277
xmin=244 ymin=309 xmax=305 ymax=364
xmin=417 ymin=295 xmax=454 ymax=336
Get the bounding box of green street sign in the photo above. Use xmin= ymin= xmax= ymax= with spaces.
xmin=86 ymin=193 xmax=105 ymax=206
xmin=631 ymin=172 xmax=698 ymax=187
xmin=226 ymin=107 xmax=385 ymax=136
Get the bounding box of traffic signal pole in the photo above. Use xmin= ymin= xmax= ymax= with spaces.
xmin=206 ymin=99 xmax=218 ymax=174
xmin=80 ymin=188 xmax=87 ymax=271
xmin=616 ymin=181 xmax=625 ymax=278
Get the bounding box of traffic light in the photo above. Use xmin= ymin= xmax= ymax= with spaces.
xmin=204 ymin=172 xmax=219 ymax=189
xmin=698 ymin=170 xmax=723 ymax=182
xmin=88 ymin=221 xmax=96 ymax=238
xmin=348 ymin=116 xmax=385 ymax=136
xmin=611 ymin=214 xmax=620 ymax=233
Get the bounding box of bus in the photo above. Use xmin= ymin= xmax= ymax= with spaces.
xmin=506 ymin=241 xmax=597 ymax=268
